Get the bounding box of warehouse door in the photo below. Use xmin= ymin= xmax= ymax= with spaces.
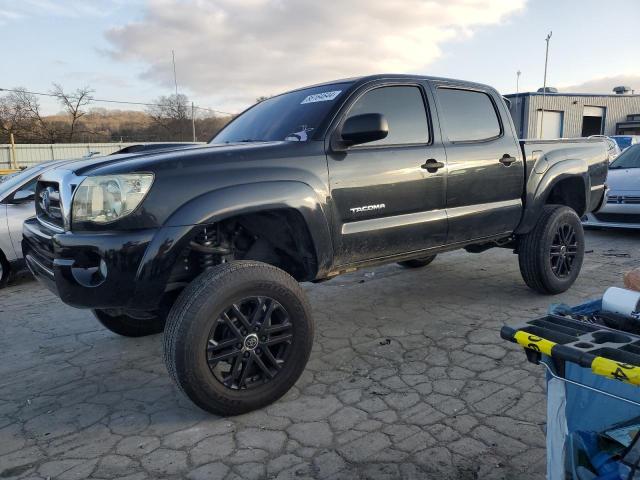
xmin=536 ymin=110 xmax=564 ymax=139
xmin=581 ymin=106 xmax=605 ymax=136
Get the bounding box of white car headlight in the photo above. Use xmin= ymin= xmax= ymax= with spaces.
xmin=72 ymin=174 xmax=154 ymax=224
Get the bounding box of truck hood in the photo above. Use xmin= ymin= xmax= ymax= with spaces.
xmin=65 ymin=141 xmax=288 ymax=176
xmin=607 ymin=168 xmax=640 ymax=193
xmin=53 ymin=143 xmax=208 ymax=175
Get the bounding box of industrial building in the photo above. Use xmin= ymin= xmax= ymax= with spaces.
xmin=505 ymin=86 xmax=640 ymax=139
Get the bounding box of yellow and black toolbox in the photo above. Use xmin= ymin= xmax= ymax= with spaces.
xmin=501 ymin=314 xmax=640 ymax=386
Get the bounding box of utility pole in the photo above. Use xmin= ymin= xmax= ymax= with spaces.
xmin=9 ymin=133 xmax=18 ymax=169
xmin=172 ymin=50 xmax=179 ymax=97
xmin=516 ymin=70 xmax=521 ymax=137
xmin=171 ymin=50 xmax=184 ymax=140
xmin=539 ymin=31 xmax=552 ymax=139
xmin=191 ymin=102 xmax=196 ymax=142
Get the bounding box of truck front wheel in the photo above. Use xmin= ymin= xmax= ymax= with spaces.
xmin=93 ymin=309 xmax=166 ymax=337
xmin=518 ymin=205 xmax=585 ymax=294
xmin=163 ymin=261 xmax=314 ymax=416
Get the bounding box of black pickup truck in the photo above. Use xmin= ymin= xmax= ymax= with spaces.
xmin=23 ymin=74 xmax=608 ymax=415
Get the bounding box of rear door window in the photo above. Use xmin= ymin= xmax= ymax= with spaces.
xmin=436 ymin=88 xmax=501 ymax=142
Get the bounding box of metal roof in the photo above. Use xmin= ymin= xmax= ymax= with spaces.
xmin=505 ymin=91 xmax=640 ymax=98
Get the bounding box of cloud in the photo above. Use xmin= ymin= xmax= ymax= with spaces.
xmin=559 ymin=73 xmax=640 ymax=94
xmin=1 ymin=0 xmax=135 ymax=20
xmin=105 ymin=0 xmax=525 ymax=109
xmin=0 ymin=10 xmax=23 ymax=24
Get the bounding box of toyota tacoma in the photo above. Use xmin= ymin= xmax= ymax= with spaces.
xmin=23 ymin=74 xmax=609 ymax=415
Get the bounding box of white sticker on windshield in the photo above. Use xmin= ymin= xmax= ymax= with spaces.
xmin=300 ymin=90 xmax=342 ymax=104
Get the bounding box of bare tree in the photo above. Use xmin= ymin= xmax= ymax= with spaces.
xmin=51 ymin=84 xmax=94 ymax=141
xmin=0 ymin=88 xmax=63 ymax=143
xmin=147 ymin=93 xmax=190 ymax=140
xmin=0 ymin=89 xmax=33 ymax=141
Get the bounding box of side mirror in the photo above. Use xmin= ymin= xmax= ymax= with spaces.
xmin=340 ymin=113 xmax=389 ymax=147
xmin=12 ymin=190 xmax=35 ymax=203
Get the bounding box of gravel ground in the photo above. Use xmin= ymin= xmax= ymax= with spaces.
xmin=0 ymin=228 xmax=638 ymax=479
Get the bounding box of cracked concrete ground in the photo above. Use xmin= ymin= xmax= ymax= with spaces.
xmin=0 ymin=229 xmax=638 ymax=479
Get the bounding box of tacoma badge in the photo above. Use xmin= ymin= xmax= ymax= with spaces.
xmin=350 ymin=204 xmax=386 ymax=214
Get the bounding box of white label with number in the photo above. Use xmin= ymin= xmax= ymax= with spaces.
xmin=300 ymin=91 xmax=342 ymax=104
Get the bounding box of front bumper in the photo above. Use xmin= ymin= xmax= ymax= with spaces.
xmin=23 ymin=217 xmax=163 ymax=309
xmin=582 ymin=200 xmax=640 ymax=230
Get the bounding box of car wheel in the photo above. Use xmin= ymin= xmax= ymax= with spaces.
xmin=398 ymin=255 xmax=437 ymax=269
xmin=93 ymin=309 xmax=167 ymax=337
xmin=164 ymin=261 xmax=314 ymax=416
xmin=0 ymin=251 xmax=10 ymax=288
xmin=518 ymin=205 xmax=585 ymax=294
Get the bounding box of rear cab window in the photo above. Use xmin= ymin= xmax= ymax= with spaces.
xmin=436 ymin=88 xmax=502 ymax=142
xmin=345 ymin=86 xmax=430 ymax=146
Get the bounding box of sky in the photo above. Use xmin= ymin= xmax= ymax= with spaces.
xmin=1 ymin=0 xmax=639 ymax=115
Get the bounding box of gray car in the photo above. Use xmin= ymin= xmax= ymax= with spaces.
xmin=0 ymin=161 xmax=71 ymax=286
xmin=582 ymin=143 xmax=640 ymax=229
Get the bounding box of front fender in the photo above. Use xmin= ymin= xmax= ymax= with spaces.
xmin=515 ymin=157 xmax=589 ymax=234
xmin=132 ymin=181 xmax=333 ymax=305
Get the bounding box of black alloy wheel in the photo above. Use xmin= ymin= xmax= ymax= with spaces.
xmin=549 ymin=223 xmax=578 ymax=278
xmin=164 ymin=261 xmax=314 ymax=416
xmin=206 ymin=296 xmax=293 ymax=390
xmin=518 ymin=205 xmax=585 ymax=295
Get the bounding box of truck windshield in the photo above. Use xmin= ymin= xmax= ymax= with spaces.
xmin=211 ymin=83 xmax=351 ymax=144
xmin=610 ymin=144 xmax=640 ymax=169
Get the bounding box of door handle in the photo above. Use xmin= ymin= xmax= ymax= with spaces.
xmin=421 ymin=158 xmax=445 ymax=173
xmin=499 ymin=154 xmax=517 ymax=166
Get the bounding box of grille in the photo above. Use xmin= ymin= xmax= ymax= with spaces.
xmin=607 ymin=195 xmax=640 ymax=205
xmin=593 ymin=213 xmax=640 ymax=224
xmin=35 ymin=181 xmax=63 ymax=228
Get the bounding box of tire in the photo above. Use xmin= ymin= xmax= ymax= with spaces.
xmin=0 ymin=251 xmax=10 ymax=289
xmin=93 ymin=309 xmax=167 ymax=337
xmin=164 ymin=261 xmax=314 ymax=416
xmin=398 ymin=255 xmax=437 ymax=269
xmin=518 ymin=205 xmax=585 ymax=295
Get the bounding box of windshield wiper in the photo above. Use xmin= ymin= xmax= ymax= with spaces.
xmin=225 ymin=139 xmax=260 ymax=144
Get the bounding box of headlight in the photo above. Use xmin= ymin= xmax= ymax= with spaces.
xmin=72 ymin=174 xmax=154 ymax=224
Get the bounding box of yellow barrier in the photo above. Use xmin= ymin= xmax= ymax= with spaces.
xmin=0 ymin=169 xmax=19 ymax=176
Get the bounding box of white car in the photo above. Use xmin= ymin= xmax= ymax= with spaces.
xmin=582 ymin=143 xmax=640 ymax=229
xmin=0 ymin=161 xmax=68 ymax=286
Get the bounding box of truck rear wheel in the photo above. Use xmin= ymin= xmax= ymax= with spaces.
xmin=0 ymin=250 xmax=10 ymax=289
xmin=163 ymin=261 xmax=314 ymax=416
xmin=518 ymin=205 xmax=585 ymax=294
xmin=398 ymin=255 xmax=437 ymax=269
xmin=93 ymin=309 xmax=166 ymax=337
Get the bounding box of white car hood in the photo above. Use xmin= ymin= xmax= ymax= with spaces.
xmin=607 ymin=168 xmax=640 ymax=194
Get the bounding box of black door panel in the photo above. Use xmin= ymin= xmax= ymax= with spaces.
xmin=432 ymin=84 xmax=524 ymax=242
xmin=328 ymin=83 xmax=447 ymax=265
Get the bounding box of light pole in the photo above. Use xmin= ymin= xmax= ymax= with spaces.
xmin=540 ymin=31 xmax=552 ymax=139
